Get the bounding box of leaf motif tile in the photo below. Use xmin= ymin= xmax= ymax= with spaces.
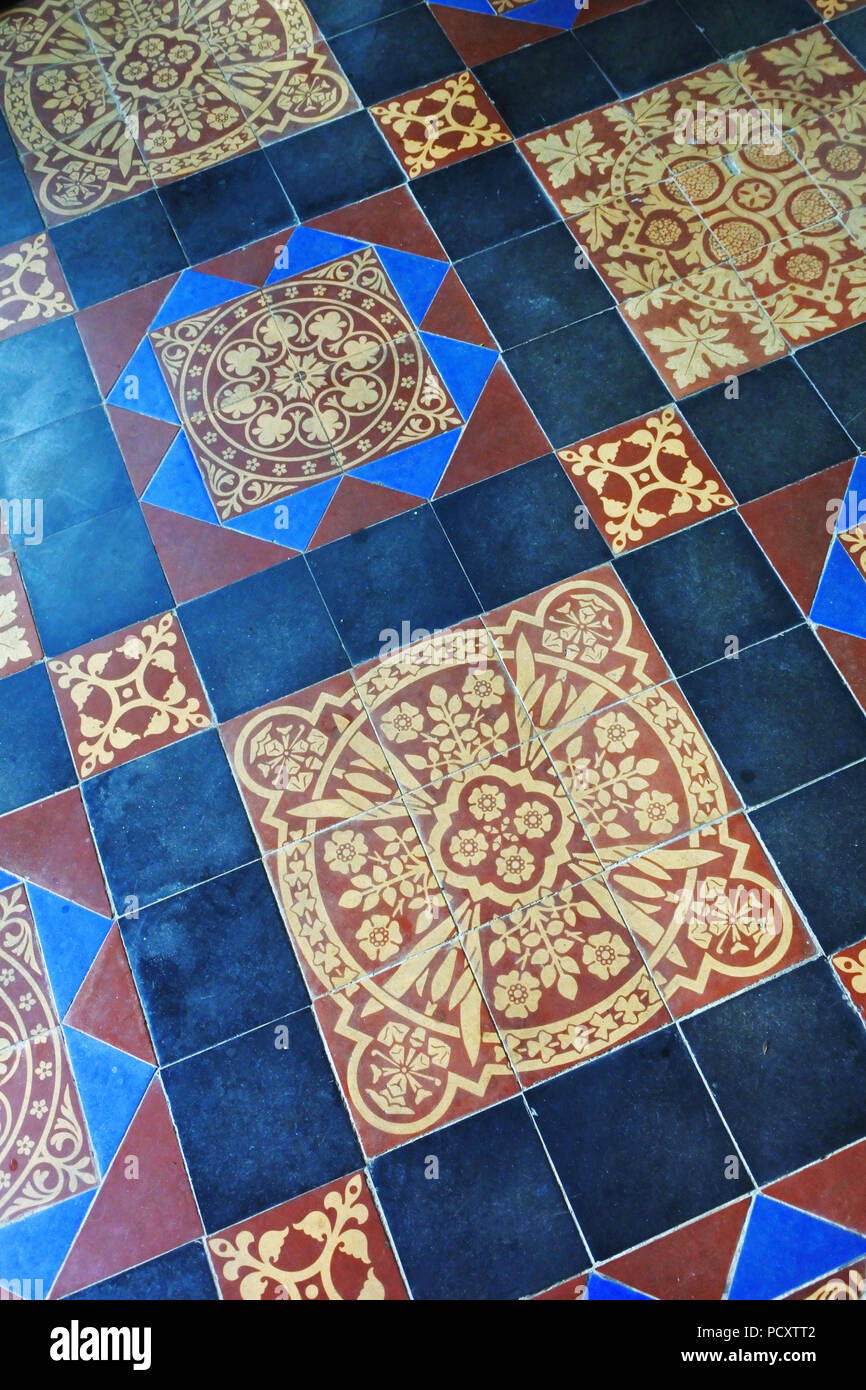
xmin=519 ymin=103 xmax=671 ymax=218
xmin=466 ymin=879 xmax=668 ymax=1084
xmin=559 ymin=406 xmax=734 ymax=553
xmin=545 ymin=681 xmax=740 ymax=867
xmin=626 ymin=64 xmax=767 ymax=151
xmin=0 ymin=883 xmax=56 ymax=1049
xmin=484 ymin=567 xmax=670 ymax=732
xmin=606 ymin=812 xmax=816 ymax=1017
xmin=0 ymin=553 xmax=41 ymax=679
xmin=227 ymin=44 xmax=359 ymax=146
xmin=0 ymin=233 xmax=74 ymax=341
xmin=737 ymin=218 xmax=866 ymax=345
xmin=314 ymin=938 xmax=518 ymax=1155
xmin=730 ymin=26 xmax=866 ymax=131
xmin=839 ymin=522 xmax=866 ymax=575
xmin=784 ymin=106 xmax=866 ymax=219
xmin=372 ymin=69 xmax=511 ymax=179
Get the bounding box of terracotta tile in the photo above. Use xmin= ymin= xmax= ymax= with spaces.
xmin=420 ymin=266 xmax=498 ymax=348
xmin=818 ymin=623 xmax=866 ymax=708
xmin=13 ymin=104 xmax=151 ymax=225
xmin=532 ymin=1273 xmax=589 ymax=1300
xmin=730 ymin=25 xmax=866 ymax=131
xmin=545 ymin=681 xmax=739 ymax=867
xmin=832 ymin=936 xmax=866 ymax=1018
xmin=739 ymin=459 xmax=856 ymax=610
xmin=786 ymin=1258 xmax=866 ymax=1299
xmin=627 ymin=63 xmax=767 ymax=156
xmin=48 ymin=611 xmax=211 ymax=779
xmin=620 ymin=263 xmax=787 ymax=397
xmin=560 ymin=406 xmax=734 ymax=553
xmin=570 ymin=178 xmax=720 ymax=301
xmin=598 ymin=1199 xmax=751 ymax=1300
xmin=0 ymin=788 xmax=112 ymax=919
xmin=429 ymin=4 xmax=558 ymax=65
xmin=268 ymin=797 xmax=455 ymax=996
xmin=765 ymin=1137 xmax=866 ymax=1236
xmin=485 ymin=566 xmax=669 ymax=732
xmin=116 ymin=66 xmax=257 ymax=186
xmin=225 ymin=45 xmax=359 ymax=147
xmin=405 ymin=739 xmax=601 ymax=933
xmin=785 ymin=107 xmax=866 ymax=221
xmin=0 ymin=232 xmax=73 ymax=341
xmin=371 ymin=69 xmax=511 ymax=179
xmin=519 ymin=103 xmax=671 ymax=218
xmin=65 ymin=922 xmax=156 ymax=1064
xmin=209 ymin=1171 xmax=407 ymax=1299
xmin=141 ymin=501 xmax=289 ymax=604
xmin=221 ymin=671 xmax=397 ymax=852
xmin=308 ymin=185 xmax=447 ymax=261
xmin=308 ymin=476 xmax=422 ymax=547
xmin=738 ymin=219 xmax=866 ymax=345
xmin=107 ymin=404 xmax=179 ymax=496
xmin=0 ymin=883 xmax=57 ymax=1049
xmin=432 ymin=359 xmax=549 ymax=497
xmin=466 ymin=880 xmax=668 ymax=1084
xmin=75 ymin=272 xmax=180 ymax=396
xmin=314 ymin=938 xmax=518 ymax=1155
xmin=355 ymin=622 xmax=531 ymax=793
xmin=0 ymin=552 xmax=41 ymax=679
xmin=607 ymin=812 xmax=815 ymax=1018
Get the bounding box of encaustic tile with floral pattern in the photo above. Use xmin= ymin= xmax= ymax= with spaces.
xmin=0 ymin=233 xmax=73 ymax=342
xmin=0 ymin=553 xmax=41 ymax=679
xmin=371 ymin=70 xmax=511 ymax=179
xmin=832 ymin=936 xmax=866 ymax=1019
xmin=730 ymin=27 xmax=866 ymax=132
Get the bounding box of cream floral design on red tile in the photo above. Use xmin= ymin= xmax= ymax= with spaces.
xmin=221 ymin=672 xmax=397 ymax=851
xmin=269 ymin=798 xmax=455 ymax=996
xmin=626 ymin=64 xmax=767 ymax=155
xmin=832 ymin=936 xmax=866 ymax=1019
xmin=0 ymin=553 xmax=40 ymax=677
xmin=559 ymin=408 xmax=734 ymax=554
xmin=355 ymin=623 xmax=531 ymax=792
xmin=405 ymin=740 xmax=600 ymax=933
xmin=545 ymin=683 xmax=738 ymax=867
xmin=209 ymin=1172 xmax=407 ymax=1300
xmin=466 ymin=879 xmax=667 ymax=1083
xmin=730 ymin=26 xmax=866 ymax=131
xmin=607 ymin=813 xmax=815 ymax=1017
xmin=737 ymin=219 xmax=866 ymax=345
xmin=520 ymin=103 xmax=670 ymax=217
xmin=485 ymin=568 xmax=669 ymax=732
xmin=314 ymin=939 xmax=518 ymax=1155
xmin=371 ymin=70 xmax=511 ymax=178
xmin=785 ymin=107 xmax=866 ymax=221
xmin=0 ymin=233 xmax=73 ymax=341
xmin=839 ymin=523 xmax=866 ymax=576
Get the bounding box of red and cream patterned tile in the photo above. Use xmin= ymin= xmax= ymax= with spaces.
xmin=784 ymin=106 xmax=866 ymax=221
xmin=832 ymin=936 xmax=866 ymax=1019
xmin=224 ymin=45 xmax=359 ymax=146
xmin=371 ymin=69 xmax=511 ymax=179
xmin=0 ymin=883 xmax=57 ymax=1050
xmin=0 ymin=552 xmax=41 ymax=679
xmin=730 ymin=26 xmax=866 ymax=131
xmin=0 ymin=232 xmax=73 ymax=342
xmin=519 ymin=103 xmax=671 ymax=218
xmin=736 ymin=219 xmax=866 ymax=346
xmin=626 ymin=63 xmax=767 ymax=156
xmin=786 ymin=1258 xmax=866 ymax=1298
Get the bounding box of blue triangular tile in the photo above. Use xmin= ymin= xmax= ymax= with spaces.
xmin=586 ymin=1272 xmax=654 ymax=1300
xmin=0 ymin=1190 xmax=95 ymax=1298
xmin=420 ymin=332 xmax=497 ymax=420
xmin=224 ymin=475 xmax=340 ymax=550
xmin=810 ymin=539 xmax=866 ymax=639
xmin=143 ymin=433 xmax=220 ymax=524
xmin=0 ymin=868 xmax=17 ymax=889
xmin=728 ymin=1195 xmax=866 ymax=1300
xmin=512 ymin=0 xmax=578 ymax=26
xmin=374 ymin=246 xmax=449 ymax=326
xmin=148 ymin=269 xmax=256 ymax=331
xmin=28 ymin=886 xmax=112 ymax=1018
xmin=353 ymin=430 xmax=460 ymax=498
xmin=265 ymin=227 xmax=366 ymax=282
xmin=63 ymin=1027 xmax=154 ymax=1174
xmin=428 ymin=0 xmax=494 ymax=12
xmin=107 ymin=339 xmax=179 ymax=424
xmin=834 ymin=453 xmax=866 ymax=533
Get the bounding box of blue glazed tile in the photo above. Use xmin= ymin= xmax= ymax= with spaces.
xmin=434 ymin=453 xmax=609 ymax=610
xmin=51 ymin=191 xmax=186 ymax=310
xmin=371 ymin=1096 xmax=589 ymax=1299
xmin=0 ymin=664 xmax=76 ymax=816
xmin=330 ymin=6 xmax=461 ymax=105
xmin=353 ymin=430 xmax=458 ymax=497
xmin=106 ymin=338 xmax=180 ymax=423
xmin=0 ymin=407 xmax=135 ymax=545
xmin=374 ymin=245 xmax=448 ymax=325
xmin=413 ymin=143 xmax=555 ymax=262
xmin=728 ymin=1195 xmax=866 ymax=1301
xmin=0 ymin=157 xmax=43 ymax=244
xmin=0 ymin=1189 xmax=95 ymax=1298
xmin=306 ymin=504 xmax=478 ymax=664
xmin=264 ymin=226 xmax=365 ymax=282
xmin=586 ymin=1272 xmax=653 ymax=1300
xmin=420 ymin=332 xmax=497 ymax=419
xmin=750 ymin=761 xmax=866 ymax=955
xmin=142 ymin=432 xmax=220 ymax=525
xmin=267 ymin=111 xmax=404 ymax=222
xmin=531 ymin=1026 xmax=751 ymax=1261
xmin=178 ymin=556 xmax=347 ymax=722
xmin=27 ymin=885 xmax=111 ymax=1017
xmin=810 ymin=541 xmax=866 ymax=640
xmin=63 ymin=1026 xmax=154 ymax=1173
xmin=81 ymin=728 xmax=258 ymax=910
xmin=0 ymin=117 xmax=15 ymax=163
xmin=17 ymin=501 xmax=173 ymax=657
xmin=162 ymin=1008 xmax=362 ymax=1232
xmin=0 ymin=317 xmax=99 ymax=442
xmin=158 ymin=150 xmax=295 ymax=263
xmin=65 ymin=1241 xmax=217 ymax=1300
xmin=121 ymin=860 xmax=310 ymax=1066
xmin=148 ymin=269 xmax=257 ymax=331
xmin=223 ymin=475 xmax=340 ymax=549
xmin=682 ymin=960 xmax=866 ymax=1185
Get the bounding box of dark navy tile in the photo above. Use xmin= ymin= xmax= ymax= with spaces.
xmin=50 ymin=191 xmax=185 ymax=310
xmin=17 ymin=502 xmax=172 ymax=657
xmin=434 ymin=453 xmax=609 ymax=611
xmin=330 ymin=4 xmax=460 ymax=105
xmin=683 ymin=960 xmax=866 ymax=1185
xmin=579 ymin=0 xmax=717 ymax=97
xmin=832 ymin=9 xmax=866 ymax=68
xmin=0 ymin=407 xmax=134 ymax=546
xmin=370 ymin=1096 xmax=588 ymax=1299
xmin=0 ymin=663 xmax=76 ymax=816
xmin=82 ymin=728 xmax=258 ymax=910
xmin=121 ymin=861 xmax=309 ymax=1066
xmin=0 ymin=117 xmax=14 ymax=164
xmin=267 ymin=110 xmax=404 ymax=221
xmin=159 ymin=150 xmax=295 ymax=264
xmin=680 ymin=359 xmax=858 ymax=504
xmin=504 ymin=309 xmax=667 ymax=449
xmin=680 ymin=626 xmax=866 ymax=805
xmin=66 ymin=1242 xmax=217 ymax=1301
xmin=751 ymin=761 xmax=866 ymax=955
xmin=0 ymin=156 xmax=43 ymax=243
xmin=456 ymin=221 xmax=613 ymax=350
xmin=305 ymin=0 xmax=417 ymax=38
xmin=178 ymin=556 xmax=347 ymax=723
xmin=797 ymin=322 xmax=866 ymax=448
xmin=413 ymin=143 xmax=554 ymax=262
xmin=162 ymin=1007 xmax=361 ymax=1232
xmin=679 ymin=0 xmax=822 ymax=55
xmin=615 ymin=511 xmax=801 ymax=676
xmin=306 ymin=505 xmax=478 ymax=664
xmin=0 ymin=317 xmax=98 ymax=442
xmin=531 ymin=1027 xmax=750 ymax=1261
xmin=474 ymin=33 xmax=616 ymax=139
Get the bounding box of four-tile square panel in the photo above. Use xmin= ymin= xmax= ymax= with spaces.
xmin=0 ymin=0 xmax=865 ymax=1304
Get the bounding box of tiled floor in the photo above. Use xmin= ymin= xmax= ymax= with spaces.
xmin=1 ymin=0 xmax=866 ymax=1304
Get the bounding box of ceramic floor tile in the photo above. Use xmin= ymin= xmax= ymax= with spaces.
xmin=736 ymin=218 xmax=866 ymax=345
xmin=519 ymin=103 xmax=672 ymax=218
xmin=730 ymin=24 xmax=866 ymax=130
xmin=559 ymin=405 xmax=734 ymax=552
xmin=314 ymin=937 xmax=518 ymax=1156
xmin=785 ymin=105 xmax=866 ymax=219
xmin=0 ymin=882 xmax=57 ymax=1050
xmin=371 ymin=69 xmax=511 ymax=178
xmin=832 ymin=936 xmax=866 ymax=1018
xmin=544 ymin=680 xmax=740 ymax=867
xmin=0 ymin=232 xmax=73 ymax=342
xmin=0 ymin=552 xmax=41 ymax=679
xmin=625 ymin=64 xmax=769 ymax=155
xmin=226 ymin=44 xmax=360 ymax=145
